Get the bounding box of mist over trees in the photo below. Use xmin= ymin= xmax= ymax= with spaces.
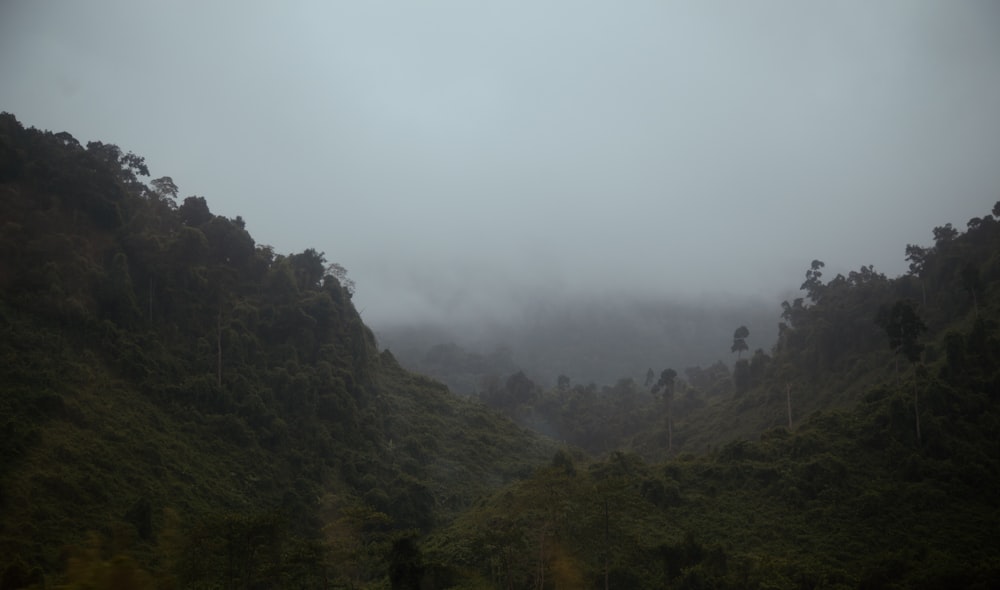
xmin=2 ymin=113 xmax=999 ymax=588
xmin=376 ymin=298 xmax=777 ymax=393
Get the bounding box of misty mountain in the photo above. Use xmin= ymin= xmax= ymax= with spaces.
xmin=424 ymin=201 xmax=1000 ymax=587
xmin=2 ymin=111 xmax=998 ymax=588
xmin=376 ymin=296 xmax=779 ymax=392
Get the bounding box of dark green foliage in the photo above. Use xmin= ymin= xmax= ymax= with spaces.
xmin=800 ymin=259 xmax=825 ymax=302
xmin=0 ymin=114 xmax=555 ymax=587
xmin=3 ymin=112 xmax=999 ymax=588
xmin=652 ymin=368 xmax=677 ymax=397
xmin=431 ymin=384 xmax=1000 ymax=587
xmin=876 ymin=299 xmax=927 ymax=363
xmin=426 ymin=201 xmax=1000 ymax=587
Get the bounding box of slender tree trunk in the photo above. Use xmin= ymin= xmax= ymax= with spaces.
xmin=786 ymin=383 xmax=793 ymax=429
xmin=914 ymin=381 xmax=921 ymax=446
xmin=148 ymin=277 xmax=153 ymax=322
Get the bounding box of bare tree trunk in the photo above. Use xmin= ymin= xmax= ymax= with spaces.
xmin=914 ymin=380 xmax=921 ymax=446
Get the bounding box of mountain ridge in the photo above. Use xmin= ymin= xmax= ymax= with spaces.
xmin=1 ymin=112 xmax=998 ymax=588
xmin=0 ymin=113 xmax=556 ymax=588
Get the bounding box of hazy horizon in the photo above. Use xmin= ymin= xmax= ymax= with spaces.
xmin=3 ymin=1 xmax=999 ymax=329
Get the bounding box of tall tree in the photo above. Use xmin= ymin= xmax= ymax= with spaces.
xmin=905 ymin=244 xmax=929 ymax=306
xmin=961 ymin=263 xmax=982 ymax=318
xmin=652 ymin=369 xmax=677 ymax=452
xmin=731 ymin=326 xmax=749 ymax=359
xmin=876 ymin=300 xmax=927 ymax=444
xmin=800 ymin=259 xmax=825 ymax=302
xmin=932 ymin=223 xmax=958 ymax=245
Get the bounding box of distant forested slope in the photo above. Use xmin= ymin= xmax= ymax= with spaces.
xmin=376 ymin=297 xmax=778 ymax=395
xmin=452 ymin=202 xmax=1000 ymax=462
xmin=425 ymin=202 xmax=1000 ymax=588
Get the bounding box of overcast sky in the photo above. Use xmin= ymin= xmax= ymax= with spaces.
xmin=3 ymin=1 xmax=1000 ymax=326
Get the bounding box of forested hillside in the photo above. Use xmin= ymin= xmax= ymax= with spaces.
xmin=463 ymin=206 xmax=1000 ymax=461
xmin=1 ymin=112 xmax=998 ymax=589
xmin=0 ymin=113 xmax=555 ymax=589
xmin=425 ymin=204 xmax=1000 ymax=587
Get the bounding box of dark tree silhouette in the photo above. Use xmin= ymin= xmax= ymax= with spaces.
xmin=932 ymin=223 xmax=958 ymax=245
xmin=731 ymin=325 xmax=749 ymax=359
xmin=876 ymin=299 xmax=927 ymax=444
xmin=800 ymin=259 xmax=825 ymax=302
xmin=905 ymin=244 xmax=929 ymax=306
xmin=961 ymin=263 xmax=982 ymax=317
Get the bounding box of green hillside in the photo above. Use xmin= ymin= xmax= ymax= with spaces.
xmin=1 ymin=112 xmax=998 ymax=589
xmin=468 ymin=209 xmax=1000 ymax=460
xmin=0 ymin=113 xmax=555 ymax=589
xmin=425 ymin=209 xmax=1000 ymax=587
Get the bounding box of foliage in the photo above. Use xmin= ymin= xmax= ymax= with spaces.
xmin=431 ymin=199 xmax=1000 ymax=587
xmin=730 ymin=325 xmax=749 ymax=358
xmin=2 ymin=111 xmax=999 ymax=588
xmin=876 ymin=299 xmax=927 ymax=363
xmin=0 ymin=113 xmax=554 ymax=588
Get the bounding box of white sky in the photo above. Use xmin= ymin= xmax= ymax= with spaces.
xmin=3 ymin=1 xmax=1000 ymax=326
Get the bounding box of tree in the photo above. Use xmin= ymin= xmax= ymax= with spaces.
xmin=905 ymin=244 xmax=929 ymax=306
xmin=749 ymin=348 xmax=770 ymax=383
xmin=731 ymin=325 xmax=749 ymax=359
xmin=876 ymin=299 xmax=927 ymax=444
xmin=643 ymin=368 xmax=655 ymax=388
xmin=877 ymin=300 xmax=926 ymax=365
xmin=961 ymin=263 xmax=982 ymax=317
xmin=288 ymin=249 xmax=327 ymax=291
xmin=179 ymin=195 xmax=213 ymax=227
xmin=85 ymin=141 xmax=149 ymax=196
xmin=149 ymin=175 xmax=179 ymax=203
xmin=652 ymin=369 xmax=677 ymax=452
xmin=556 ymin=374 xmax=570 ymax=390
xmin=932 ymin=223 xmax=958 ymax=245
xmin=800 ymin=259 xmax=825 ymax=302
xmin=325 ymin=261 xmax=355 ymax=296
xmin=732 ymin=360 xmax=751 ymax=396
